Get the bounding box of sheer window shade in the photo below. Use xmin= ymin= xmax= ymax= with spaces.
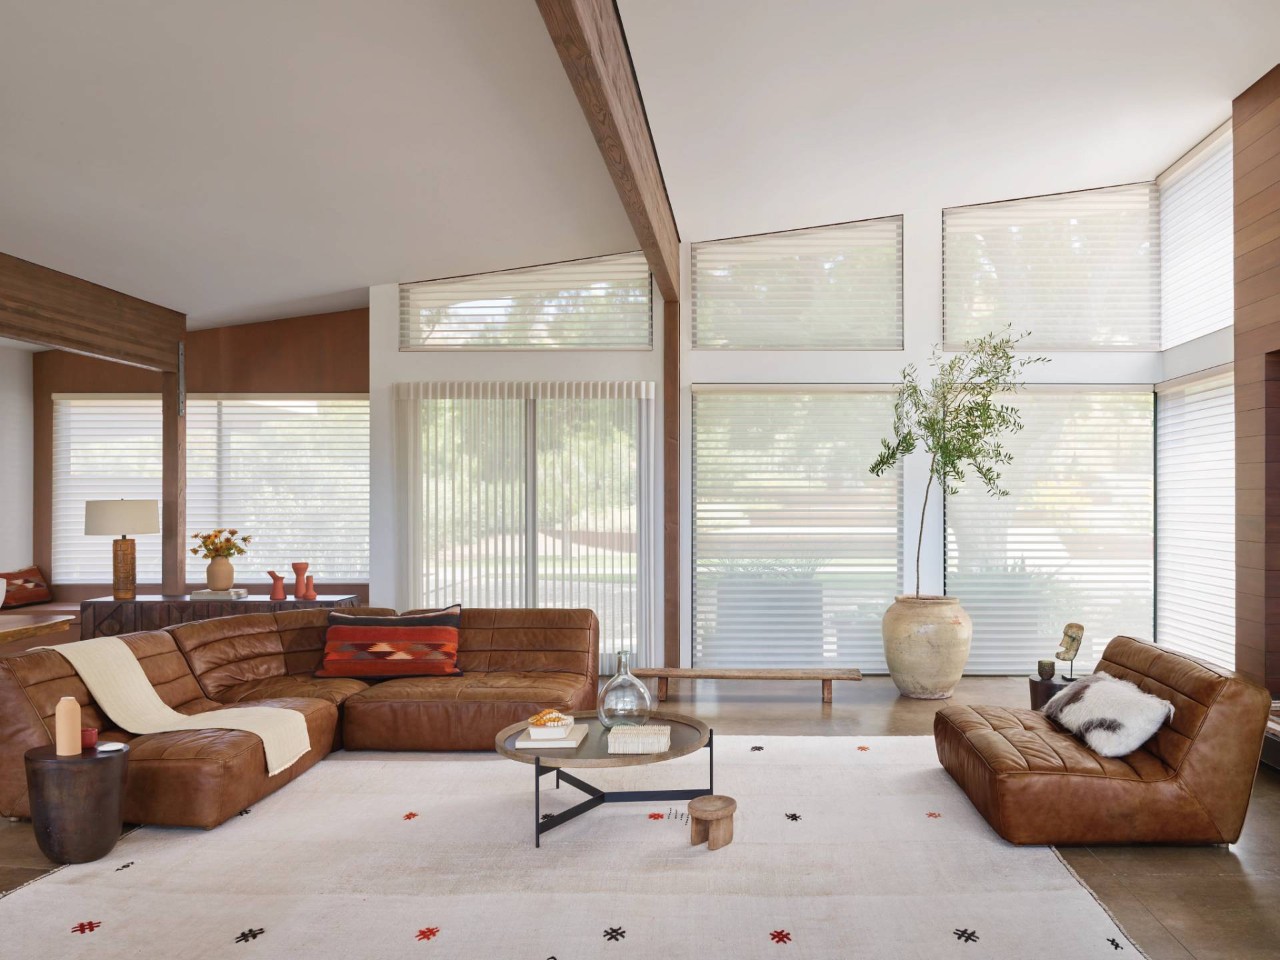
xmin=1159 ymin=126 xmax=1234 ymax=349
xmin=691 ymin=216 xmax=903 ymax=349
xmin=1156 ymin=370 xmax=1235 ymax=668
xmin=945 ymin=391 xmax=1154 ymax=673
xmin=186 ymin=398 xmax=370 ymax=581
xmin=691 ymin=389 xmax=902 ymax=669
xmin=943 ymin=184 xmax=1160 ymax=350
xmin=399 ymin=253 xmax=652 ymax=350
xmin=52 ymin=396 xmax=164 ymax=584
xmin=397 ymin=381 xmax=655 ymax=662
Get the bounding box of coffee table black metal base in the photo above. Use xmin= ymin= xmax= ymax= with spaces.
xmin=533 ymin=730 xmax=714 ymax=847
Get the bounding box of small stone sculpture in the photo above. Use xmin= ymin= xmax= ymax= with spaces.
xmin=1054 ymin=623 xmax=1085 ymax=679
xmin=267 ymin=571 xmax=286 ymax=601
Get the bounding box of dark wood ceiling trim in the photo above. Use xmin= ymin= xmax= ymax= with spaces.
xmin=537 ymin=0 xmax=680 ymax=302
xmin=0 ymin=251 xmax=185 ymax=371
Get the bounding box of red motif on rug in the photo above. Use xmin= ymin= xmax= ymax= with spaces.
xmin=403 ymin=812 xmax=419 ymax=820
xmin=856 ymin=745 xmax=870 ymax=752
xmin=648 ymin=812 xmax=664 ymax=820
xmin=71 ymin=921 xmax=102 ymax=934
xmin=926 ymin=812 xmax=942 ymax=819
xmin=416 ymin=927 xmax=440 ymax=941
xmin=770 ymin=930 xmax=792 ymax=944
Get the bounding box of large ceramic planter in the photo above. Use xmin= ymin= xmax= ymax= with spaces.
xmin=205 ymin=556 xmax=234 ymax=591
xmin=882 ymin=595 xmax=972 ymax=700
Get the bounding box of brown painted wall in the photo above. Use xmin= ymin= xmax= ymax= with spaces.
xmin=32 ymin=308 xmax=370 ymax=602
xmin=1234 ymin=65 xmax=1280 ymax=694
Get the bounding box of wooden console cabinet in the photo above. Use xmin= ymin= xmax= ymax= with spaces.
xmin=80 ymin=594 xmax=361 ymax=639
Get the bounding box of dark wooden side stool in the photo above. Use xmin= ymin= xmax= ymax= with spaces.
xmin=1028 ymin=674 xmax=1077 ymax=711
xmin=25 ymin=744 xmax=129 ymax=864
xmin=689 ymin=794 xmax=736 ymax=851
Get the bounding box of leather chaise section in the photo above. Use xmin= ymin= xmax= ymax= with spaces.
xmin=936 ymin=636 xmax=1271 ymax=845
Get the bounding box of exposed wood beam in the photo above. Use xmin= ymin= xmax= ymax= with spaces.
xmin=0 ymin=252 xmax=184 ymax=372
xmin=161 ymin=367 xmax=186 ymax=596
xmin=537 ymin=0 xmax=680 ymax=301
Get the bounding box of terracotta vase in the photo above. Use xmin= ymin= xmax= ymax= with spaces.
xmin=206 ymin=556 xmax=235 ymax=591
xmin=291 ymin=562 xmax=309 ymax=599
xmin=267 ymin=570 xmax=286 ymax=601
xmin=881 ymin=595 xmax=972 ymax=700
xmin=304 ymin=575 xmax=317 ymax=601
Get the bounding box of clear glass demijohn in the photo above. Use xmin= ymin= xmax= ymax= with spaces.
xmin=597 ymin=650 xmax=652 ymax=728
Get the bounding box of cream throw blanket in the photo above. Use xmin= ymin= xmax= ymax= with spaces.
xmin=41 ymin=636 xmax=310 ymax=776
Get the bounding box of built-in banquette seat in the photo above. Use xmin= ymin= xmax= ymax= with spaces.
xmin=168 ymin=607 xmax=600 ymax=750
xmin=934 ymin=636 xmax=1271 ymax=845
xmin=0 ymin=631 xmax=334 ymax=828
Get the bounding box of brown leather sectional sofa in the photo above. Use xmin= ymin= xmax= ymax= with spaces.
xmin=0 ymin=607 xmax=598 ymax=828
xmin=935 ymin=636 xmax=1271 ymax=845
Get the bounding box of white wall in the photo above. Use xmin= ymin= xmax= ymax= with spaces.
xmin=0 ymin=346 xmax=34 ymax=569
xmin=368 ymin=282 xmax=665 ymax=654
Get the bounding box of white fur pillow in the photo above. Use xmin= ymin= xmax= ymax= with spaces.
xmin=1041 ymin=673 xmax=1174 ymax=757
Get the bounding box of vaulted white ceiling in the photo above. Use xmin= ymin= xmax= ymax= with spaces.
xmin=0 ymin=1 xmax=635 ymax=328
xmin=619 ymin=0 xmax=1280 ymax=241
xmin=0 ymin=1 xmax=1277 ymax=328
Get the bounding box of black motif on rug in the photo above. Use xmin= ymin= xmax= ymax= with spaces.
xmin=115 ymin=861 xmax=134 ymax=871
xmin=1108 ymin=938 xmax=1124 ymax=950
xmin=235 ymin=928 xmax=265 ymax=943
xmin=540 ymin=813 xmax=554 ymax=822
xmin=603 ymin=926 xmax=626 ymax=941
xmin=785 ymin=812 xmax=801 ymax=821
xmin=751 ymin=745 xmax=764 ymax=752
xmin=237 ymin=808 xmax=252 ymax=816
xmin=953 ymin=928 xmax=979 ymax=943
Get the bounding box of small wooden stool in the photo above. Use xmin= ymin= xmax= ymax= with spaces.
xmin=688 ymin=794 xmax=736 ymax=851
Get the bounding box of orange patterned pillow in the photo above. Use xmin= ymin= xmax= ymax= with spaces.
xmin=316 ymin=606 xmax=462 ymax=678
xmin=0 ymin=566 xmax=53 ymax=609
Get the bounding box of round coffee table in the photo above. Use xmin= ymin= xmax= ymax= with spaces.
xmin=495 ymin=710 xmax=713 ymax=846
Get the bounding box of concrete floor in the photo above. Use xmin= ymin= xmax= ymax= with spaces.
xmin=2 ymin=675 xmax=1277 ymax=958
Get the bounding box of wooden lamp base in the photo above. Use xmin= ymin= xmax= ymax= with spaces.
xmin=111 ymin=537 xmax=136 ymax=601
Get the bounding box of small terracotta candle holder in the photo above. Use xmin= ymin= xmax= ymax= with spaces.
xmin=80 ymin=727 xmax=99 ymax=749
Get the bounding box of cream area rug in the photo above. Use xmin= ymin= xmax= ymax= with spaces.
xmin=0 ymin=736 xmax=1143 ymax=959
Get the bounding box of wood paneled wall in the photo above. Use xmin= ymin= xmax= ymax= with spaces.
xmin=1234 ymin=64 xmax=1280 ymax=694
xmin=32 ymin=308 xmax=370 ymax=601
xmin=0 ymin=252 xmax=184 ymax=371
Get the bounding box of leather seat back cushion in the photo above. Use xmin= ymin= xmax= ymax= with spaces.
xmin=433 ymin=607 xmax=599 ymax=679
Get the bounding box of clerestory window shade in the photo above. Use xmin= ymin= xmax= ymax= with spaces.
xmin=943 ymin=184 xmax=1160 ymax=350
xmin=186 ymin=397 xmax=371 ymax=581
xmin=1155 ymin=370 xmax=1234 ymax=668
xmin=945 ymin=391 xmax=1154 ymax=673
xmin=399 ymin=253 xmax=652 ymax=350
xmin=52 ymin=396 xmax=164 ymax=584
xmin=1159 ymin=126 xmax=1233 ymax=349
xmin=691 ymin=389 xmax=902 ymax=669
xmin=397 ymin=381 xmax=655 ymax=662
xmin=691 ymin=216 xmax=903 ymax=349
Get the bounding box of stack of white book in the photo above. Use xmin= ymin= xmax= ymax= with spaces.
xmin=608 ymin=724 xmax=671 ymax=754
xmin=190 ymin=588 xmax=249 ymax=600
xmin=514 ymin=724 xmax=588 ymax=750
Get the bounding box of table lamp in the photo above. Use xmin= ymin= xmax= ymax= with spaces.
xmin=84 ymin=499 xmax=160 ymax=600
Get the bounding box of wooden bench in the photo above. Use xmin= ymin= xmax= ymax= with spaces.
xmin=632 ymin=667 xmax=863 ymax=703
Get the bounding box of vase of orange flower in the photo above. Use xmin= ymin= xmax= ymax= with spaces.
xmin=191 ymin=529 xmax=251 ymax=591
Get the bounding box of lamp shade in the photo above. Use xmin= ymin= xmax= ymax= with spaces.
xmin=84 ymin=499 xmax=160 ymax=536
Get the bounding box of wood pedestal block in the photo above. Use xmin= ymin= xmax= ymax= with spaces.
xmin=25 ymin=745 xmax=129 ymax=864
xmin=689 ymin=794 xmax=736 ymax=851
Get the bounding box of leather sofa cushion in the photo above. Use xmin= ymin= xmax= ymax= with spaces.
xmin=119 ymin=696 xmax=336 ymax=829
xmin=214 ymin=674 xmax=369 ymax=706
xmin=342 ymin=671 xmax=595 ymax=751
